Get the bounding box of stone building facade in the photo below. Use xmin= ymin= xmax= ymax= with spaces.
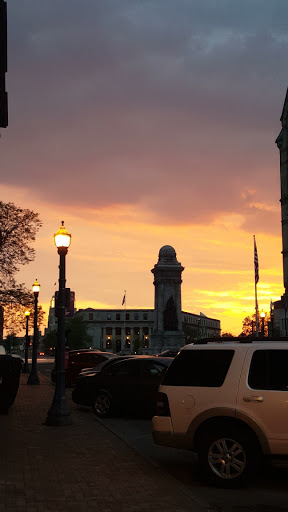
xmin=75 ymin=308 xmax=153 ymax=353
xmin=73 ymin=307 xmax=220 ymax=353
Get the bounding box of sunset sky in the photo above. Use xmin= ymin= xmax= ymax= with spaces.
xmin=1 ymin=0 xmax=288 ymax=335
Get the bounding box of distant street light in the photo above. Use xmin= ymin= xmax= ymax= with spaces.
xmin=46 ymin=221 xmax=72 ymax=426
xmin=27 ymin=280 xmax=40 ymax=385
xmin=260 ymin=310 xmax=266 ymax=338
xmin=23 ymin=310 xmax=30 ymax=373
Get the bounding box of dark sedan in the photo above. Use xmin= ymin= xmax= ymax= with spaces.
xmin=72 ymin=356 xmax=171 ymax=417
xmin=51 ymin=350 xmax=117 ymax=387
xmin=77 ymin=355 xmax=135 ymax=379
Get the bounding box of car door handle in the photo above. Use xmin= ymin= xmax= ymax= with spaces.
xmin=243 ymin=395 xmax=264 ymax=402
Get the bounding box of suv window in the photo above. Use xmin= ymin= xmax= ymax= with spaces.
xmin=162 ymin=350 xmax=234 ymax=387
xmin=248 ymin=350 xmax=288 ymax=391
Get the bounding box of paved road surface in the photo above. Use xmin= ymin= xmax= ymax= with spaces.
xmin=38 ymin=360 xmax=288 ymax=511
xmin=88 ymin=415 xmax=288 ymax=512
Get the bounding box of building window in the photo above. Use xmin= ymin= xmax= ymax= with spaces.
xmin=106 ymin=327 xmax=112 ymax=335
xmin=116 ymin=313 xmax=120 ymax=320
xmin=88 ymin=313 xmax=93 ymax=321
xmin=143 ymin=313 xmax=148 ymax=320
xmin=116 ymin=327 xmax=121 ymax=336
xmin=126 ymin=313 xmax=130 ymax=321
xmin=134 ymin=313 xmax=139 ymax=320
xmin=107 ymin=313 xmax=111 ymax=320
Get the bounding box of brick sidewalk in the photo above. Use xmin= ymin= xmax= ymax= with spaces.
xmin=0 ymin=373 xmax=204 ymax=512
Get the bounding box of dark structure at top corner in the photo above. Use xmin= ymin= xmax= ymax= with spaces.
xmin=0 ymin=0 xmax=8 ymax=128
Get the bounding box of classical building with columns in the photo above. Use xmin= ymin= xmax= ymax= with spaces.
xmin=45 ymin=301 xmax=220 ymax=353
xmin=73 ymin=307 xmax=220 ymax=353
xmin=74 ymin=308 xmax=153 ymax=353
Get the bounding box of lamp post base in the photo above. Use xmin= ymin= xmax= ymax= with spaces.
xmin=46 ymin=413 xmax=72 ymax=426
xmin=27 ymin=372 xmax=40 ymax=385
xmin=45 ymin=399 xmax=72 ymax=426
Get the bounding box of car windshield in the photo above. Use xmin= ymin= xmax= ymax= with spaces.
xmin=79 ymin=357 xmax=117 ymax=374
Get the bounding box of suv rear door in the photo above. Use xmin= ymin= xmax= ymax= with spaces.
xmin=236 ymin=346 xmax=288 ymax=454
xmin=160 ymin=347 xmax=239 ymax=434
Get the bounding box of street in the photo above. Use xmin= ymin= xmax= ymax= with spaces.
xmin=88 ymin=416 xmax=288 ymax=512
xmin=38 ymin=362 xmax=288 ymax=512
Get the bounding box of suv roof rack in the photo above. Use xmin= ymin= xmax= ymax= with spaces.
xmin=192 ymin=337 xmax=288 ymax=345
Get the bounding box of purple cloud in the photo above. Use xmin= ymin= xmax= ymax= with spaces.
xmin=1 ymin=0 xmax=288 ymax=230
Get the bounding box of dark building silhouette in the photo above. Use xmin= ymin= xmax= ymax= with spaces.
xmin=273 ymin=88 xmax=288 ymax=336
xmin=0 ymin=0 xmax=7 ymax=128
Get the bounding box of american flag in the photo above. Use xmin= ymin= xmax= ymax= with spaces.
xmin=254 ymin=236 xmax=259 ymax=284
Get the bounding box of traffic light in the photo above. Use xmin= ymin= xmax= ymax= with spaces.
xmin=0 ymin=0 xmax=8 ymax=128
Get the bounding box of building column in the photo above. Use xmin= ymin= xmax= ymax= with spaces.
xmin=112 ymin=327 xmax=116 ymax=353
xmin=121 ymin=327 xmax=125 ymax=352
xmin=102 ymin=327 xmax=106 ymax=350
xmin=148 ymin=327 xmax=152 ymax=347
xmin=158 ymin=281 xmax=164 ymax=331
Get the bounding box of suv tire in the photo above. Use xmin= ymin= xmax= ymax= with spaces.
xmin=198 ymin=427 xmax=258 ymax=487
xmin=93 ymin=390 xmax=113 ymax=418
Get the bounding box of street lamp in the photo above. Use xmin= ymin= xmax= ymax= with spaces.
xmin=23 ymin=310 xmax=30 ymax=373
xmin=260 ymin=311 xmax=266 ymax=338
xmin=46 ymin=221 xmax=72 ymax=426
xmin=27 ymin=280 xmax=40 ymax=385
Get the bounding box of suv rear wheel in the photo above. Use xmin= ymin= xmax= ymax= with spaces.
xmin=93 ymin=390 xmax=113 ymax=418
xmin=198 ymin=428 xmax=258 ymax=487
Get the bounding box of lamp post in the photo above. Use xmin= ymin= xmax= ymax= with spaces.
xmin=46 ymin=221 xmax=72 ymax=426
xmin=27 ymin=280 xmax=40 ymax=385
xmin=260 ymin=311 xmax=266 ymax=338
xmin=23 ymin=310 xmax=30 ymax=373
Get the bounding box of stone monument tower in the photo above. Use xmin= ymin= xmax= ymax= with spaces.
xmin=150 ymin=245 xmax=185 ymax=354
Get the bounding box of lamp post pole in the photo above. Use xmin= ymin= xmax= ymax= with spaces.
xmin=46 ymin=222 xmax=72 ymax=426
xmin=260 ymin=311 xmax=266 ymax=338
xmin=27 ymin=281 xmax=40 ymax=385
xmin=23 ymin=310 xmax=30 ymax=373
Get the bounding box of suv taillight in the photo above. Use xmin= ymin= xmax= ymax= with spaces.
xmin=155 ymin=392 xmax=170 ymax=416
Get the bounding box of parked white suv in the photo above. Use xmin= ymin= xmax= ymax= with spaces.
xmin=152 ymin=341 xmax=288 ymax=486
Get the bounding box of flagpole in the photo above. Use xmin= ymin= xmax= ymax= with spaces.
xmin=254 ymin=235 xmax=259 ymax=338
xmin=255 ymin=278 xmax=259 ymax=338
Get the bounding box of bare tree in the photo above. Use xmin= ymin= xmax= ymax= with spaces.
xmin=0 ymin=201 xmax=42 ymax=340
